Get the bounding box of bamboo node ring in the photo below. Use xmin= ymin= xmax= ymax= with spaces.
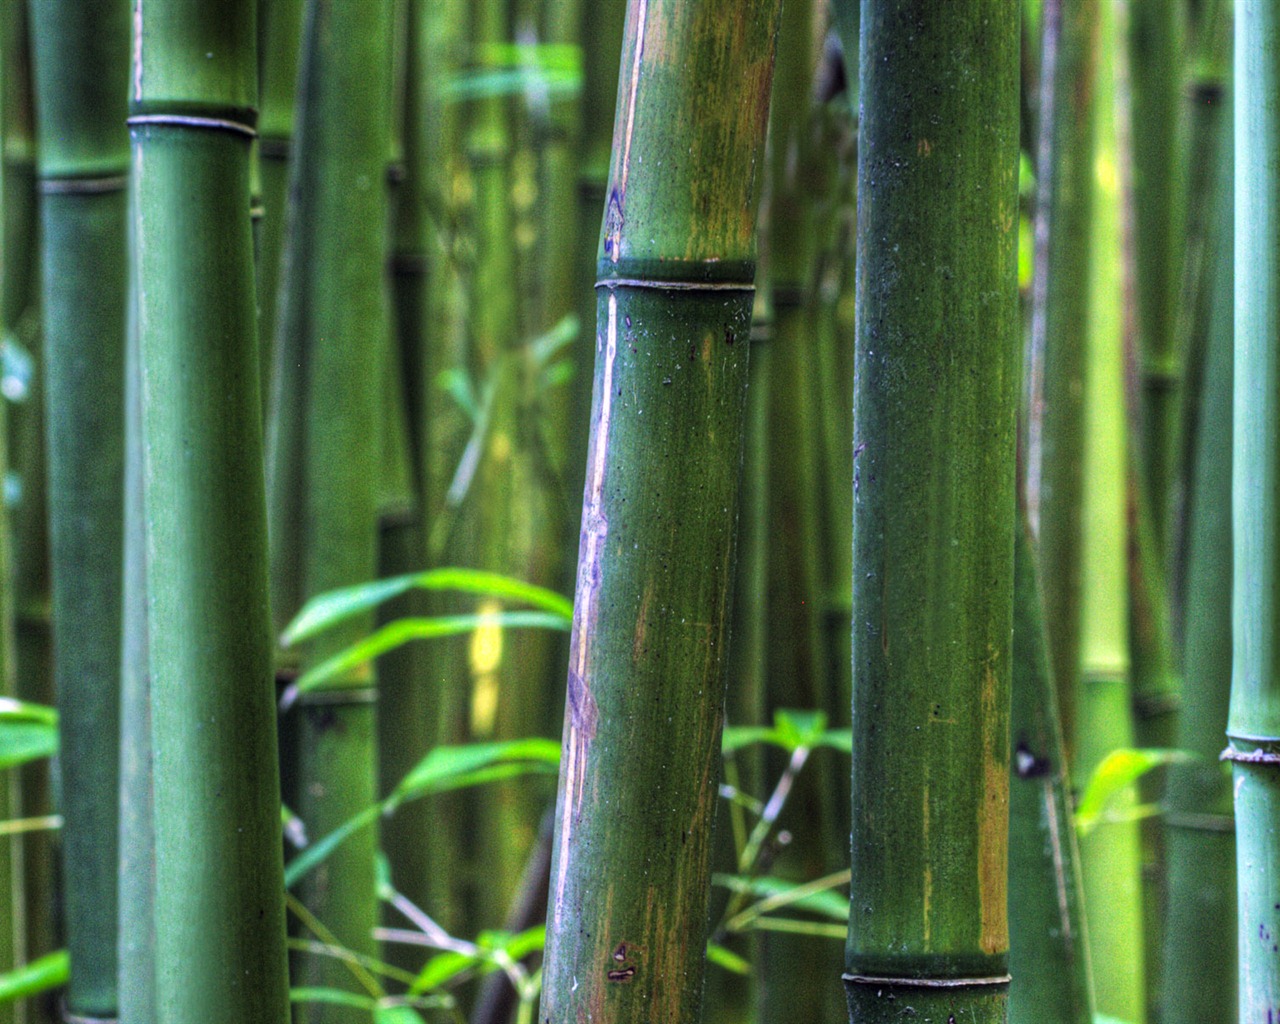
xmin=843 ymin=973 xmax=1011 ymax=989
xmin=127 ymin=114 xmax=256 ymax=139
xmin=39 ymin=175 xmax=128 ymax=195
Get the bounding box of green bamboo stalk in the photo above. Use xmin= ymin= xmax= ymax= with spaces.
xmin=1008 ymin=513 xmax=1094 ymax=1024
xmin=1228 ymin=6 xmax=1280 ymax=1020
xmin=130 ymin=2 xmax=290 ymax=1020
xmin=0 ymin=27 xmax=17 ymax=1022
xmin=376 ymin=0 xmax=438 ymax=964
xmin=1026 ymin=0 xmax=1098 ymax=757
xmin=2 ymin=8 xmax=53 ymax=1014
xmin=1074 ymin=5 xmax=1146 ymax=1017
xmin=1161 ymin=104 xmax=1235 ymax=1024
xmin=255 ymin=0 xmax=304 ymax=407
xmin=759 ymin=2 xmax=843 ymax=1020
xmin=540 ymin=2 xmax=781 ymax=1020
xmin=840 ymin=3 xmax=1020 ymax=1021
xmin=117 ymin=222 xmax=154 ymax=1024
xmin=1170 ymin=0 xmax=1229 ymax=626
xmin=274 ymin=1 xmax=392 ymax=1015
xmin=1128 ymin=0 xmax=1186 ymax=561
xmin=29 ymin=3 xmax=129 ymax=1017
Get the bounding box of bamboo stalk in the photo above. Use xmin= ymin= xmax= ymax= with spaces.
xmin=116 ymin=229 xmax=154 ymax=1024
xmin=841 ymin=2 xmax=1020 ymax=1021
xmin=2 ymin=8 xmax=54 ymax=1015
xmin=274 ymin=1 xmax=393 ymax=1015
xmin=1128 ymin=0 xmax=1187 ymax=560
xmin=1228 ymin=5 xmax=1280 ymax=1020
xmin=255 ymin=0 xmax=304 ymax=408
xmin=540 ymin=2 xmax=781 ymax=1019
xmin=1161 ymin=104 xmax=1235 ymax=1024
xmin=1074 ymin=5 xmax=1146 ymax=1016
xmin=1026 ymin=0 xmax=1099 ymax=757
xmin=759 ymin=1 xmax=843 ymax=1019
xmin=130 ymin=2 xmax=290 ymax=1020
xmin=29 ymin=3 xmax=129 ymax=1016
xmin=1008 ymin=513 xmax=1094 ymax=1024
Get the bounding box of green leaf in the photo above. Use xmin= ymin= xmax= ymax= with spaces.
xmin=283 ymin=611 xmax=570 ymax=705
xmin=0 ymin=951 xmax=70 ymax=1004
xmin=285 ymin=804 xmax=383 ymax=889
xmin=477 ymin=42 xmax=582 ymax=74
xmin=290 ymin=988 xmax=377 ymax=1010
xmin=816 ymin=728 xmax=853 ymax=753
xmin=0 ymin=697 xmax=57 ymax=726
xmin=712 ymin=873 xmax=850 ymax=922
xmin=706 ymin=943 xmax=750 ymax=976
xmin=773 ymin=709 xmax=828 ymax=751
xmin=392 ymin=739 xmax=560 ymax=806
xmin=526 ymin=315 xmax=579 ymax=368
xmin=281 ymin=568 xmax=573 ymax=647
xmin=721 ymin=726 xmax=776 ymax=753
xmin=0 ymin=719 xmax=57 ymax=770
xmin=375 ymin=1007 xmax=428 ymax=1024
xmin=288 ymin=741 xmax=560 ymax=888
xmin=1075 ymin=748 xmax=1194 ymax=835
xmin=410 ymin=950 xmax=480 ymax=995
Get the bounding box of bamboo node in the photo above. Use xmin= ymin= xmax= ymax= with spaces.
xmin=595 ymin=278 xmax=755 ymax=293
xmin=127 ymin=114 xmax=256 ymax=139
xmin=842 ymin=973 xmax=1011 ymax=989
xmin=38 ymin=175 xmax=128 ymax=195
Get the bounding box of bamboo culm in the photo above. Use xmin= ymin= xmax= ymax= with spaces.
xmin=131 ymin=2 xmax=291 ymax=1020
xmin=1229 ymin=5 xmax=1280 ymax=1020
xmin=841 ymin=2 xmax=1021 ymax=1021
xmin=540 ymin=2 xmax=782 ymax=1020
xmin=29 ymin=2 xmax=130 ymax=1016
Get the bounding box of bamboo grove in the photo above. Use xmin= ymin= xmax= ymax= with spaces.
xmin=0 ymin=0 xmax=1261 ymax=1023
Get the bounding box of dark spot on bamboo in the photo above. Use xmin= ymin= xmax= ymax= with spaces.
xmin=606 ymin=966 xmax=637 ymax=983
xmin=613 ymin=942 xmax=627 ymax=961
xmin=724 ymin=326 xmax=735 ymax=345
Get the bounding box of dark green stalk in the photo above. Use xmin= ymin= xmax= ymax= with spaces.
xmin=1008 ymin=514 xmax=1094 ymax=1024
xmin=1128 ymin=0 xmax=1186 ymax=560
xmin=29 ymin=3 xmax=129 ymax=1016
xmin=3 ymin=8 xmax=53 ymax=1011
xmin=1228 ymin=6 xmax=1280 ymax=1020
xmin=466 ymin=0 xmax=563 ymax=928
xmin=1161 ymin=107 xmax=1234 ymax=1024
xmin=255 ymin=0 xmax=303 ymax=406
xmin=0 ymin=27 xmax=16 ymax=1020
xmin=130 ymin=3 xmax=290 ymax=1020
xmin=759 ymin=2 xmax=843 ymax=1020
xmin=1074 ymin=7 xmax=1146 ymax=1016
xmin=376 ymin=0 xmax=437 ymax=964
xmin=117 ymin=225 xmax=154 ymax=1024
xmin=1026 ymin=0 xmax=1098 ymax=757
xmin=274 ymin=1 xmax=392 ymax=1015
xmin=540 ymin=2 xmax=781 ymax=1020
xmin=841 ymin=2 xmax=1020 ymax=1022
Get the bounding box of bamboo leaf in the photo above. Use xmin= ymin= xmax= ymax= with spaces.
xmin=712 ymin=873 xmax=850 ymax=922
xmin=442 ymin=68 xmax=580 ymax=102
xmin=391 ymin=739 xmax=560 ymax=805
xmin=705 ymin=943 xmax=751 ymax=976
xmin=282 ymin=612 xmax=570 ymax=705
xmin=409 ymin=950 xmax=479 ymax=995
xmin=721 ymin=726 xmax=776 ymax=753
xmin=374 ymin=1007 xmax=427 ymax=1024
xmin=773 ymin=709 xmax=828 ymax=749
xmin=526 ymin=314 xmax=579 ymax=368
xmin=0 ymin=951 xmax=70 ymax=1004
xmin=1074 ymin=748 xmax=1194 ymax=834
xmin=289 ymin=988 xmax=377 ymax=1010
xmin=284 ymin=804 xmax=383 ymax=890
xmin=0 ymin=696 xmax=57 ymax=726
xmin=0 ymin=720 xmax=58 ymax=770
xmin=281 ymin=569 xmax=573 ymax=647
xmin=436 ymin=368 xmax=479 ymax=424
xmin=816 ymin=728 xmax=852 ymax=752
